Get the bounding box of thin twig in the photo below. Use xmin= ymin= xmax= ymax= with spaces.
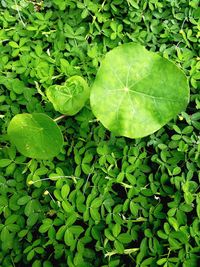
xmin=54 ymin=115 xmax=67 ymax=122
xmin=105 ymin=248 xmax=139 ymax=258
xmin=14 ymin=0 xmax=26 ymax=27
xmin=47 ymin=191 xmax=55 ymax=203
xmin=28 ymin=175 xmax=81 ymax=185
xmin=83 ymin=173 xmax=91 ymax=195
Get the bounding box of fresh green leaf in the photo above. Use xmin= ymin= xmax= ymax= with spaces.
xmin=90 ymin=43 xmax=189 ymax=138
xmin=7 ymin=113 xmax=63 ymax=159
xmin=46 ymin=76 xmax=90 ymax=116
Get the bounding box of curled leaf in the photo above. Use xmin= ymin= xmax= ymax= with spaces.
xmin=46 ymin=75 xmax=89 ymax=115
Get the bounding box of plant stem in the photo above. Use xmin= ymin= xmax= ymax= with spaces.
xmin=105 ymin=248 xmax=139 ymax=258
xmin=54 ymin=115 xmax=67 ymax=122
xmin=14 ymin=0 xmax=26 ymax=27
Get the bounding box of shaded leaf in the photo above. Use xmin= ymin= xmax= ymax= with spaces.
xmin=8 ymin=113 xmax=63 ymax=159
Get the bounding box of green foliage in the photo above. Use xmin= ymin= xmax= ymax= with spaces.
xmin=90 ymin=43 xmax=190 ymax=138
xmin=0 ymin=0 xmax=200 ymax=266
xmin=6 ymin=42 xmax=190 ymax=157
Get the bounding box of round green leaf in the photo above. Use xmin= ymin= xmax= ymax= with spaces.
xmin=46 ymin=75 xmax=90 ymax=115
xmin=7 ymin=113 xmax=63 ymax=159
xmin=90 ymin=43 xmax=189 ymax=138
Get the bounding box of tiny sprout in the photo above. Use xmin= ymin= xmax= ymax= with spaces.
xmin=154 ymin=195 xmax=160 ymax=200
xmin=179 ymin=115 xmax=184 ymax=120
xmin=28 ymin=180 xmax=34 ymax=185
xmin=43 ymin=190 xmax=49 ymax=195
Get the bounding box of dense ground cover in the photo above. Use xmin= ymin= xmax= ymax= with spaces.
xmin=0 ymin=0 xmax=200 ymax=266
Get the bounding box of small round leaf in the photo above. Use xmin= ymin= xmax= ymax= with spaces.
xmin=7 ymin=113 xmax=63 ymax=159
xmin=46 ymin=75 xmax=89 ymax=115
xmin=90 ymin=43 xmax=189 ymax=138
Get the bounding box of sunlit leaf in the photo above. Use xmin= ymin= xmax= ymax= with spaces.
xmin=90 ymin=43 xmax=189 ymax=138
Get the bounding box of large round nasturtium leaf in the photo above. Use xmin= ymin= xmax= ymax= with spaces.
xmin=7 ymin=113 xmax=63 ymax=159
xmin=46 ymin=75 xmax=90 ymax=116
xmin=90 ymin=43 xmax=189 ymax=138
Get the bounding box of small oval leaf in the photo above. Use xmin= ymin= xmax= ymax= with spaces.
xmin=7 ymin=113 xmax=63 ymax=159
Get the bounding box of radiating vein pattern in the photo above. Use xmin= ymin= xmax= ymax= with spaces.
xmin=90 ymin=43 xmax=190 ymax=138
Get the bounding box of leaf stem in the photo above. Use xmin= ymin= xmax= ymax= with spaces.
xmin=14 ymin=0 xmax=26 ymax=27
xmin=53 ymin=115 xmax=67 ymax=122
xmin=28 ymin=175 xmax=81 ymax=185
xmin=105 ymin=248 xmax=139 ymax=258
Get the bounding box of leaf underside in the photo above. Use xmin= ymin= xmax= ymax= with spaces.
xmin=90 ymin=43 xmax=189 ymax=138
